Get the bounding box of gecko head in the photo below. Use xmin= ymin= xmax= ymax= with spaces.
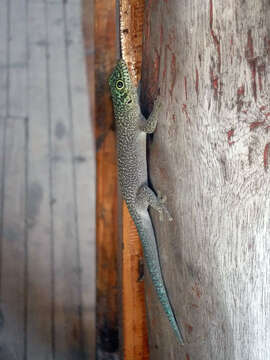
xmin=109 ymin=59 xmax=137 ymax=109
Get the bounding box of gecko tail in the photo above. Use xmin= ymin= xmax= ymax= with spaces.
xmin=135 ymin=212 xmax=185 ymax=345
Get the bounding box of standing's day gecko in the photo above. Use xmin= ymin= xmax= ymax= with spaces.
xmin=109 ymin=59 xmax=184 ymax=345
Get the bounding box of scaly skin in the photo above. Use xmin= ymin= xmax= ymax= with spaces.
xmin=109 ymin=59 xmax=184 ymax=344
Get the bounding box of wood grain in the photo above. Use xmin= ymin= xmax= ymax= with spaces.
xmin=82 ymin=0 xmax=95 ymax=122
xmin=8 ymin=0 xmax=27 ymax=117
xmin=0 ymin=0 xmax=8 ymax=116
xmin=66 ymin=2 xmax=96 ymax=357
xmin=94 ymin=0 xmax=119 ymax=358
xmin=27 ymin=3 xmax=53 ymax=358
xmin=48 ymin=3 xmax=83 ymax=358
xmin=142 ymin=0 xmax=270 ymax=358
xmin=1 ymin=117 xmax=26 ymax=360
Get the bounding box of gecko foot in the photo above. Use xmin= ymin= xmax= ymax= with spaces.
xmin=136 ymin=184 xmax=173 ymax=222
xmin=156 ymin=190 xmax=173 ymax=222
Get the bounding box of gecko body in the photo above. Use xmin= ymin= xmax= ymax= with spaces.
xmin=109 ymin=59 xmax=184 ymax=344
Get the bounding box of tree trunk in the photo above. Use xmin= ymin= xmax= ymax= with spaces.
xmin=141 ymin=0 xmax=270 ymax=359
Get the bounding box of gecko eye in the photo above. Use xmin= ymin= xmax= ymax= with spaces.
xmin=116 ymin=80 xmax=124 ymax=90
xmin=127 ymin=98 xmax=132 ymax=104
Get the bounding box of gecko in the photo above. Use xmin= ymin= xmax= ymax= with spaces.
xmin=109 ymin=59 xmax=184 ymax=345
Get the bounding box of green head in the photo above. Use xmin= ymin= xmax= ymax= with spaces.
xmin=109 ymin=59 xmax=137 ymax=110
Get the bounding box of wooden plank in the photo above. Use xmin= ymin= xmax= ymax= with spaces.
xmin=0 ymin=0 xmax=8 ymax=116
xmin=26 ymin=3 xmax=53 ymax=359
xmin=47 ymin=3 xmax=83 ymax=358
xmin=8 ymin=0 xmax=27 ymax=117
xmin=142 ymin=0 xmax=270 ymax=358
xmin=82 ymin=0 xmax=95 ymax=121
xmin=65 ymin=2 xmax=96 ymax=357
xmin=118 ymin=1 xmax=149 ymax=359
xmin=0 ymin=119 xmax=5 ymax=265
xmin=94 ymin=0 xmax=119 ymax=358
xmin=0 ymin=117 xmax=26 ymax=360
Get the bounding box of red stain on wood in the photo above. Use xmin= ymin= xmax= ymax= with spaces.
xmin=186 ymin=354 xmax=191 ymax=360
xmin=245 ymin=30 xmax=257 ymax=101
xmin=169 ymin=52 xmax=176 ymax=99
xmin=163 ymin=33 xmax=177 ymax=94
xmin=191 ymin=303 xmax=199 ymax=308
xmin=264 ymin=143 xmax=270 ymax=171
xmin=182 ymin=104 xmax=191 ymax=123
xmin=192 ymin=282 xmax=202 ymax=298
xmin=258 ymin=64 xmax=265 ymax=92
xmin=184 ymin=323 xmax=193 ymax=334
xmin=195 ymin=67 xmax=199 ymax=99
xmin=250 ymin=120 xmax=265 ymax=130
xmin=227 ymin=129 xmax=234 ymax=146
xmin=237 ymin=86 xmax=245 ymax=96
xmin=153 ymin=48 xmax=160 ymax=85
xmin=209 ymin=0 xmax=221 ymax=73
xmin=184 ymin=76 xmax=188 ymax=101
xmin=210 ymin=68 xmax=219 ymax=98
xmin=160 ymin=24 xmax=164 ymax=44
xmin=145 ymin=7 xmax=151 ymax=45
xmin=209 ymin=0 xmax=213 ymax=27
xmin=162 ymin=46 xmax=168 ymax=82
xmin=250 ymin=107 xmax=270 ymax=130
xmin=230 ymin=35 xmax=234 ymax=65
xmin=237 ymin=85 xmax=245 ymax=111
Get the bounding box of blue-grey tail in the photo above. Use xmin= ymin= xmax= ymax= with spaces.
xmin=134 ymin=212 xmax=184 ymax=345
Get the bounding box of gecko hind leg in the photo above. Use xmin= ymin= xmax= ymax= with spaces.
xmin=136 ymin=184 xmax=173 ymax=221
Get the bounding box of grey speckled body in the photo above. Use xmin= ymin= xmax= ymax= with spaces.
xmin=109 ymin=59 xmax=184 ymax=345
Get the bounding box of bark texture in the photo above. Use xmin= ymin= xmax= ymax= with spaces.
xmin=141 ymin=1 xmax=270 ymax=359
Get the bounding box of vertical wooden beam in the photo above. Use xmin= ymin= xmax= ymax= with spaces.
xmin=119 ymin=1 xmax=149 ymax=359
xmin=141 ymin=0 xmax=270 ymax=358
xmin=85 ymin=0 xmax=149 ymax=357
xmin=93 ymin=0 xmax=119 ymax=357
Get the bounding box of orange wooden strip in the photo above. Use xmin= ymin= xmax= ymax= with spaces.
xmin=93 ymin=0 xmax=119 ymax=355
xmin=122 ymin=203 xmax=149 ymax=360
xmin=119 ymin=1 xmax=149 ymax=359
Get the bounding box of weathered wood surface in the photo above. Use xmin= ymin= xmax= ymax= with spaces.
xmin=1 ymin=118 xmax=26 ymax=360
xmin=119 ymin=1 xmax=149 ymax=359
xmin=27 ymin=4 xmax=53 ymax=358
xmin=66 ymin=2 xmax=96 ymax=357
xmin=0 ymin=1 xmax=95 ymax=358
xmin=94 ymin=0 xmax=119 ymax=358
xmin=82 ymin=0 xmax=95 ymax=121
xmin=141 ymin=0 xmax=270 ymax=359
xmin=0 ymin=0 xmax=8 ymax=116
